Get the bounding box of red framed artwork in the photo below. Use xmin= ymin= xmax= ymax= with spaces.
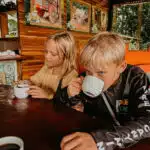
xmin=25 ymin=0 xmax=64 ymax=29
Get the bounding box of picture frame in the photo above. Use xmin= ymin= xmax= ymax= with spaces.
xmin=0 ymin=60 xmax=17 ymax=85
xmin=91 ymin=5 xmax=101 ymax=33
xmin=67 ymin=0 xmax=91 ymax=33
xmin=0 ymin=72 xmax=6 ymax=84
xmin=101 ymin=9 xmax=108 ymax=31
xmin=91 ymin=5 xmax=108 ymax=33
xmin=25 ymin=0 xmax=64 ymax=29
xmin=7 ymin=11 xmax=18 ymax=37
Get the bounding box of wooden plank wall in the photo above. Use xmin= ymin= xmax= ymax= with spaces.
xmin=18 ymin=0 xmax=108 ymax=79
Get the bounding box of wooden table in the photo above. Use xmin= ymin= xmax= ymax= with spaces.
xmin=0 ymin=98 xmax=111 ymax=150
xmin=0 ymin=98 xmax=150 ymax=150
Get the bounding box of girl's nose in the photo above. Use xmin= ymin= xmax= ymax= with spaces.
xmin=45 ymin=53 xmax=52 ymax=59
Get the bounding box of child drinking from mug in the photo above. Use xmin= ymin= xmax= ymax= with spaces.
xmin=54 ymin=32 xmax=150 ymax=150
xmin=28 ymin=32 xmax=78 ymax=99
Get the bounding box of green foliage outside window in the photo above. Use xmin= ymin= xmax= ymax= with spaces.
xmin=141 ymin=3 xmax=150 ymax=49
xmin=113 ymin=5 xmax=138 ymax=37
xmin=112 ymin=2 xmax=150 ymax=51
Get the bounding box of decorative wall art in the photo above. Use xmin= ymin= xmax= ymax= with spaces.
xmin=67 ymin=0 xmax=91 ymax=33
xmin=0 ymin=72 xmax=6 ymax=84
xmin=7 ymin=11 xmax=18 ymax=37
xmin=0 ymin=60 xmax=17 ymax=85
xmin=91 ymin=6 xmax=101 ymax=33
xmin=91 ymin=5 xmax=108 ymax=33
xmin=25 ymin=0 xmax=64 ymax=29
xmin=100 ymin=9 xmax=108 ymax=31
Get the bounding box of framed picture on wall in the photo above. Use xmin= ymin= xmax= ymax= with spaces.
xmin=91 ymin=5 xmax=108 ymax=33
xmin=7 ymin=11 xmax=18 ymax=37
xmin=91 ymin=6 xmax=101 ymax=33
xmin=100 ymin=8 xmax=108 ymax=31
xmin=0 ymin=72 xmax=6 ymax=85
xmin=0 ymin=60 xmax=17 ymax=85
xmin=67 ymin=0 xmax=91 ymax=33
xmin=25 ymin=0 xmax=64 ymax=29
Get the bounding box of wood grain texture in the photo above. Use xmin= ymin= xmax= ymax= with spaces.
xmin=0 ymin=13 xmax=8 ymax=38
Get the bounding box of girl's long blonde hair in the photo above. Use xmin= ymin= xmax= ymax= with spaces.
xmin=47 ymin=31 xmax=77 ymax=76
xmin=30 ymin=32 xmax=78 ymax=99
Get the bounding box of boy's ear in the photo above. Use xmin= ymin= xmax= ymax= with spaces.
xmin=119 ymin=60 xmax=127 ymax=73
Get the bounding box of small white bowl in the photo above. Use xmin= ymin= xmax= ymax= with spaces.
xmin=14 ymin=86 xmax=29 ymax=99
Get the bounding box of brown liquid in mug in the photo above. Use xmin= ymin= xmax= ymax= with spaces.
xmin=0 ymin=144 xmax=20 ymax=150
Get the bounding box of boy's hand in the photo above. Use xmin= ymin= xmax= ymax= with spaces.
xmin=27 ymin=86 xmax=49 ymax=99
xmin=67 ymin=77 xmax=84 ymax=97
xmin=71 ymin=102 xmax=84 ymax=112
xmin=61 ymin=132 xmax=97 ymax=150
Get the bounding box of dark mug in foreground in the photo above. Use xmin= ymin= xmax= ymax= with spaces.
xmin=0 ymin=136 xmax=24 ymax=150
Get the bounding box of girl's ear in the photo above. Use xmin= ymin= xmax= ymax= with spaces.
xmin=119 ymin=60 xmax=127 ymax=73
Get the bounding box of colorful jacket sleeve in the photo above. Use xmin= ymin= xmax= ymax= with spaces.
xmin=91 ymin=71 xmax=150 ymax=150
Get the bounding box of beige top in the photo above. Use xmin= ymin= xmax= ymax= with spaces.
xmin=30 ymin=65 xmax=78 ymax=99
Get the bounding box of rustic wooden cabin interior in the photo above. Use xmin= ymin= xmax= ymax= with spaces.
xmin=0 ymin=0 xmax=149 ymax=83
xmin=0 ymin=1 xmax=150 ymax=150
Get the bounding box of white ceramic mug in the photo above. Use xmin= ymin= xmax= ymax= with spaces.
xmin=14 ymin=86 xmax=29 ymax=99
xmin=0 ymin=136 xmax=24 ymax=150
xmin=82 ymin=75 xmax=104 ymax=98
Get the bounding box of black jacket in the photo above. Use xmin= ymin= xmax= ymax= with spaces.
xmin=54 ymin=65 xmax=150 ymax=150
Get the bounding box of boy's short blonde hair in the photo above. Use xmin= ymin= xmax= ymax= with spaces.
xmin=80 ymin=32 xmax=125 ymax=70
xmin=47 ymin=31 xmax=77 ymax=75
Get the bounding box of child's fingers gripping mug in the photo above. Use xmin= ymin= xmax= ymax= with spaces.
xmin=82 ymin=75 xmax=104 ymax=98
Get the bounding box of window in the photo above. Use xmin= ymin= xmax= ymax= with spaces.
xmin=112 ymin=2 xmax=150 ymax=51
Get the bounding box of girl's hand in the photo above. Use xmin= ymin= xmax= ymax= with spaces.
xmin=27 ymin=86 xmax=49 ymax=99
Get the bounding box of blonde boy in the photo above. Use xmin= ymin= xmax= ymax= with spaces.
xmin=55 ymin=32 xmax=150 ymax=150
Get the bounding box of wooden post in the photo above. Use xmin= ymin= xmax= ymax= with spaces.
xmin=0 ymin=13 xmax=8 ymax=38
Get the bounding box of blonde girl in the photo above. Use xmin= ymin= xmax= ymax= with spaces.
xmin=28 ymin=32 xmax=78 ymax=99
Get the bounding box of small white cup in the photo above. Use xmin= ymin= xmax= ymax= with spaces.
xmin=0 ymin=136 xmax=24 ymax=150
xmin=14 ymin=86 xmax=29 ymax=99
xmin=82 ymin=75 xmax=104 ymax=98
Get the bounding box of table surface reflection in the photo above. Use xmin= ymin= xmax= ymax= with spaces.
xmin=0 ymin=98 xmax=110 ymax=150
xmin=0 ymin=98 xmax=150 ymax=150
